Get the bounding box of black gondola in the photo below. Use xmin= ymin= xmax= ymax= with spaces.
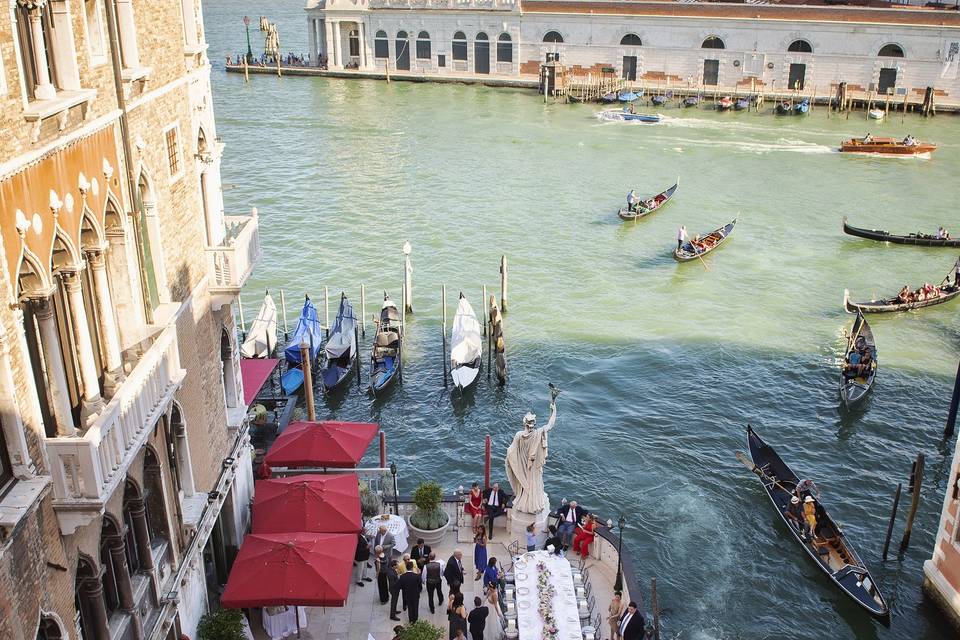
xmin=741 ymin=426 xmax=890 ymax=623
xmin=842 ymin=217 xmax=960 ymax=248
xmin=839 ymin=310 xmax=876 ymax=407
xmin=618 ymin=179 xmax=679 ymax=221
xmin=369 ymin=293 xmax=402 ymax=396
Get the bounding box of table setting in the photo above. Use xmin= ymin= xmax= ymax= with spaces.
xmin=511 ymin=550 xmax=582 ymax=640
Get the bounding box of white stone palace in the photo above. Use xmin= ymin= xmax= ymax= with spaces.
xmin=302 ymin=0 xmax=960 ymax=101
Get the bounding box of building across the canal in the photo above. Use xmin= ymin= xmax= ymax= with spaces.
xmin=925 ymin=424 xmax=960 ymax=629
xmin=299 ymin=0 xmax=960 ymax=101
xmin=0 ymin=0 xmax=260 ymax=638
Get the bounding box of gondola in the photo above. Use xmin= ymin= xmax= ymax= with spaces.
xmin=369 ymin=293 xmax=402 ymax=396
xmin=840 ymin=310 xmax=876 ymax=407
xmin=842 ymin=217 xmax=960 ymax=248
xmin=450 ymin=293 xmax=482 ymax=394
xmin=716 ymin=96 xmax=733 ymax=111
xmin=733 ymin=97 xmax=750 ymax=111
xmin=673 ymin=217 xmax=737 ymax=262
xmin=319 ymin=293 xmax=358 ymax=391
xmin=240 ymin=292 xmax=278 ymax=359
xmin=651 ymin=94 xmax=669 ymax=106
xmin=793 ymin=99 xmax=809 ymax=114
xmin=843 ymin=282 xmax=960 ymax=314
xmin=618 ymin=90 xmax=642 ymax=102
xmin=601 ymin=92 xmax=618 ymax=103
xmin=281 ymin=296 xmax=324 ymax=394
xmin=775 ymin=101 xmax=793 ymax=115
xmin=740 ymin=426 xmax=890 ymax=623
xmin=618 ymin=179 xmax=679 ymax=221
xmin=682 ymin=95 xmax=699 ymax=108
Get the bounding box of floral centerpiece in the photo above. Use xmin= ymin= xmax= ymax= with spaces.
xmin=536 ymin=560 xmax=559 ymax=640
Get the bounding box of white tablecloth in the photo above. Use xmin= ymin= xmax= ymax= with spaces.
xmin=364 ymin=514 xmax=409 ymax=553
xmin=261 ymin=606 xmax=307 ymax=640
xmin=513 ymin=551 xmax=582 ymax=640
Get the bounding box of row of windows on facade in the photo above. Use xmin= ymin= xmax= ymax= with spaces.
xmin=9 ymin=0 xmax=201 ymax=102
xmin=365 ymin=30 xmax=906 ymax=59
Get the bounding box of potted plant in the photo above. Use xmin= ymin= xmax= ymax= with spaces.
xmin=399 ymin=620 xmax=443 ymax=640
xmin=406 ymin=481 xmax=450 ymax=546
xmin=197 ymin=609 xmax=247 ymax=640
xmin=359 ymin=480 xmax=382 ymax=520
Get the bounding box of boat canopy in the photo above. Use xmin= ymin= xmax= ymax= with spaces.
xmin=240 ymin=293 xmax=278 ymax=358
xmin=451 ymin=297 xmax=482 ymax=365
xmin=325 ymin=296 xmax=357 ymax=358
xmin=283 ymin=298 xmax=323 ymax=364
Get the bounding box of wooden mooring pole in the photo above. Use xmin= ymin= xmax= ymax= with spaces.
xmin=323 ymin=286 xmax=330 ymax=339
xmin=944 ymin=358 xmax=960 ymax=438
xmin=360 ymin=284 xmax=366 ymax=338
xmin=403 ymin=241 xmax=413 ymax=314
xmin=379 ymin=431 xmax=387 ymax=468
xmin=279 ymin=289 xmax=289 ymax=338
xmin=237 ymin=296 xmax=246 ymax=332
xmin=899 ymin=453 xmax=925 ymax=552
xmin=300 ymin=340 xmax=316 ymax=421
xmin=881 ymin=483 xmax=902 ymax=561
xmin=441 ymin=285 xmax=448 ymax=387
xmin=484 ymin=435 xmax=491 ymax=490
xmin=482 ymin=285 xmax=488 ymax=337
xmin=500 ymin=255 xmax=508 ymax=313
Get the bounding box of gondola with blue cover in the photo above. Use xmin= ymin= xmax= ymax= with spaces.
xmin=281 ymin=296 xmax=323 ymax=395
xmin=320 ymin=293 xmax=359 ymax=392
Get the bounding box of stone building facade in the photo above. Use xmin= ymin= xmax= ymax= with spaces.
xmin=304 ymin=0 xmax=960 ymax=99
xmin=924 ymin=424 xmax=960 ymax=629
xmin=0 ymin=0 xmax=260 ymax=638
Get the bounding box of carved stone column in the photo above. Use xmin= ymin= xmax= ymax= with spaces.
xmin=17 ymin=0 xmax=56 ymax=100
xmin=79 ymin=575 xmax=111 ymax=640
xmin=32 ymin=297 xmax=76 ymax=437
xmin=127 ymin=498 xmax=154 ymax=570
xmin=107 ymin=533 xmax=135 ymax=610
xmin=61 ymin=269 xmax=105 ymax=425
xmin=86 ymin=249 xmax=125 ymax=396
xmin=308 ymin=18 xmax=317 ymax=65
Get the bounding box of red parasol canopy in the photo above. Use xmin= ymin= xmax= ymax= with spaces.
xmin=240 ymin=358 xmax=279 ymax=405
xmin=220 ymin=532 xmax=356 ymax=608
xmin=264 ymin=421 xmax=378 ymax=468
xmin=253 ymin=474 xmax=361 ymax=534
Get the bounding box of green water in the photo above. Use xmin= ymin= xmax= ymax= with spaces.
xmin=205 ymin=2 xmax=960 ymax=637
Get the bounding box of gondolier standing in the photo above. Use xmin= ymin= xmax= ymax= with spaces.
xmin=677 ymin=226 xmax=687 ymax=250
xmin=626 ymin=190 xmax=638 ymax=213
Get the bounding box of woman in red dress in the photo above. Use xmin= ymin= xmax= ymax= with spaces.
xmin=464 ymin=482 xmax=485 ymax=529
xmin=572 ymin=514 xmax=598 ymax=558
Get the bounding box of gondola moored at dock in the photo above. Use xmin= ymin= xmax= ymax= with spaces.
xmin=320 ymin=293 xmax=359 ymax=391
xmin=369 ymin=293 xmax=402 ymax=396
xmin=739 ymin=426 xmax=890 ymax=623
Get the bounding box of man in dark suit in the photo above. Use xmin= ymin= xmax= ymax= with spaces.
xmin=388 ymin=560 xmax=402 ymax=621
xmin=410 ymin=538 xmax=431 ymax=565
xmin=483 ymin=482 xmax=508 ymax=539
xmin=618 ymin=601 xmax=645 ymax=640
xmin=444 ymin=549 xmax=465 ymax=592
xmin=467 ymin=596 xmax=489 ymax=640
xmin=555 ymin=500 xmax=587 ymax=550
xmin=397 ymin=565 xmax=423 ymax=623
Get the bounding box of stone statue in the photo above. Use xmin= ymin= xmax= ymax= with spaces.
xmin=505 ymin=384 xmax=560 ymax=514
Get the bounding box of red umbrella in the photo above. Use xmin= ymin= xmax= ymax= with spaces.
xmin=220 ymin=532 xmax=356 ymax=608
xmin=264 ymin=421 xmax=378 ymax=468
xmin=253 ymin=474 xmax=361 ymax=534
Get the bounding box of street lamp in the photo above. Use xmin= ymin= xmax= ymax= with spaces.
xmin=390 ymin=462 xmax=399 ymax=515
xmin=614 ymin=514 xmax=626 ymax=592
xmin=243 ymin=16 xmax=253 ymax=63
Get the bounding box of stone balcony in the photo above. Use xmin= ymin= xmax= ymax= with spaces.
xmin=45 ymin=314 xmax=187 ymax=534
xmin=207 ymin=209 xmax=262 ymax=309
xmin=368 ymin=0 xmax=517 ymax=10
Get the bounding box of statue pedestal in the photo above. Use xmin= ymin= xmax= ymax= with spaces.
xmin=509 ymin=499 xmax=551 ymax=550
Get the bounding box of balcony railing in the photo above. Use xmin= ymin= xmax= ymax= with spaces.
xmin=207 ymin=209 xmax=261 ymax=299
xmin=368 ymin=0 xmax=516 ymax=10
xmin=46 ymin=320 xmax=187 ymax=533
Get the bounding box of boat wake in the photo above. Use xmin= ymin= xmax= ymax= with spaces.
xmin=664 ymin=136 xmax=834 ymax=155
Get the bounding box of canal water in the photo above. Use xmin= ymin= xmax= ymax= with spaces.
xmin=205 ymin=2 xmax=960 ymax=637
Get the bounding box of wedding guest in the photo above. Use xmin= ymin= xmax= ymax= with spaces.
xmin=607 ymin=591 xmax=624 ymax=640
xmin=483 ymin=557 xmax=502 ymax=619
xmin=483 ymin=482 xmax=507 ymax=539
xmin=391 ymin=626 xmax=405 ymax=640
xmin=473 ymin=525 xmax=488 ymax=581
xmin=556 ymin=501 xmax=587 ymax=550
xmin=373 ymin=525 xmax=396 ymax=559
xmin=388 ymin=560 xmax=401 ymax=621
xmin=525 ymin=523 xmax=537 ymax=552
xmin=467 ymin=596 xmax=489 ymax=640
xmin=618 ymin=602 xmax=645 ymax=640
xmin=354 ymin=533 xmax=372 ymax=586
xmin=423 ymin=552 xmax=445 ymax=614
xmin=444 ymin=550 xmax=465 ymax=592
xmin=543 ymin=525 xmax=563 ymax=555
xmin=464 ymin=482 xmax=485 ymax=529
xmin=375 ymin=546 xmax=390 ymax=604
xmin=447 ymin=593 xmax=468 ymax=640
xmin=572 ymin=514 xmax=598 ymax=558
xmin=411 ymin=538 xmax=431 ymax=564
xmin=398 ymin=564 xmax=423 ymax=623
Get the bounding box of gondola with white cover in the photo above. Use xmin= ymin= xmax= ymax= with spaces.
xmin=240 ymin=292 xmax=278 ymax=359
xmin=450 ymin=293 xmax=482 ymax=393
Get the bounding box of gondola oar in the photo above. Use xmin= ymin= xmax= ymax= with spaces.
xmin=735 ymin=451 xmax=796 ymax=494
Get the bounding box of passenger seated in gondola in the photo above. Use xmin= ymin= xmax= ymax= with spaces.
xmin=803 ymin=496 xmax=818 ymax=539
xmin=897 ymin=285 xmax=913 ymax=303
xmin=935 ymin=226 xmax=950 ymax=240
xmin=785 ymin=495 xmax=805 ymax=532
xmin=862 ymin=133 xmax=872 ymax=143
xmin=903 ymin=135 xmax=918 ymax=146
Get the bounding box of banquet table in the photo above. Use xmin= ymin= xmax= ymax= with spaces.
xmin=512 ymin=550 xmax=583 ymax=640
xmin=261 ymin=606 xmax=307 ymax=640
xmin=363 ymin=514 xmax=409 ymax=553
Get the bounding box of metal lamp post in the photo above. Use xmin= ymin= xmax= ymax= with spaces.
xmin=390 ymin=462 xmax=399 ymax=515
xmin=614 ymin=514 xmax=626 ymax=592
xmin=243 ymin=15 xmax=253 ymax=63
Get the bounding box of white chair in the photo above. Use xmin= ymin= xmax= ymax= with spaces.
xmin=503 ymin=618 xmax=519 ymax=640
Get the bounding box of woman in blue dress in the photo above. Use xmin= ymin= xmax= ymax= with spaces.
xmin=473 ymin=524 xmax=488 ymax=581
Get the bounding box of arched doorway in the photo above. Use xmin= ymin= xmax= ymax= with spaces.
xmin=395 ymin=31 xmax=410 ymax=70
xmin=475 ymin=32 xmax=489 ymax=74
